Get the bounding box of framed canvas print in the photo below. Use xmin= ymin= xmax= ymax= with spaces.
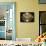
xmin=39 ymin=0 xmax=46 ymax=4
xmin=0 ymin=2 xmax=16 ymax=40
xmin=39 ymin=11 xmax=46 ymax=35
xmin=20 ymin=12 xmax=34 ymax=22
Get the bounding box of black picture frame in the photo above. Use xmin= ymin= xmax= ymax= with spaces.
xmin=39 ymin=0 xmax=46 ymax=4
xmin=20 ymin=12 xmax=34 ymax=23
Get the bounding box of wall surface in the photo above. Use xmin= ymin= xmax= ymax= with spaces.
xmin=0 ymin=0 xmax=46 ymax=40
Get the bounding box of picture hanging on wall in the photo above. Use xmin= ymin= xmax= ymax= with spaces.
xmin=20 ymin=12 xmax=34 ymax=22
xmin=0 ymin=2 xmax=16 ymax=40
xmin=39 ymin=0 xmax=46 ymax=4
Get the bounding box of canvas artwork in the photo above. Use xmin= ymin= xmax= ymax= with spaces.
xmin=20 ymin=12 xmax=34 ymax=22
xmin=0 ymin=2 xmax=16 ymax=40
